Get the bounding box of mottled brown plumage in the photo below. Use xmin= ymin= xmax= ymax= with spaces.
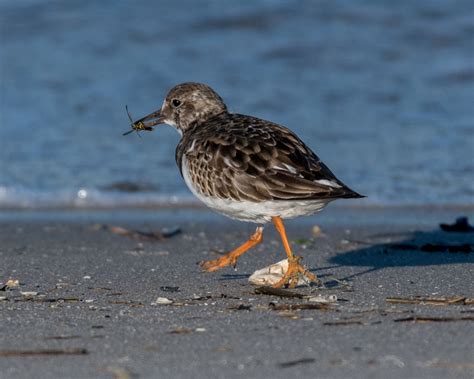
xmin=129 ymin=82 xmax=363 ymax=288
xmin=176 ymin=112 xmax=362 ymax=202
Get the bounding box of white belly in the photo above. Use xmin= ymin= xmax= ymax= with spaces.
xmin=181 ymin=159 xmax=329 ymax=224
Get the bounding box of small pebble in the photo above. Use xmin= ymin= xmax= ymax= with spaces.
xmin=312 ymin=225 xmax=322 ymax=236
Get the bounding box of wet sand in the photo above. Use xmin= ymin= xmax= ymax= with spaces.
xmin=0 ymin=206 xmax=473 ymax=379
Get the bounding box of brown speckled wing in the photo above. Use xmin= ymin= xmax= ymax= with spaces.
xmin=176 ymin=113 xmax=363 ymax=202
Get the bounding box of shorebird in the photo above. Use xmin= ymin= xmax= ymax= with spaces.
xmin=126 ymin=82 xmax=363 ymax=288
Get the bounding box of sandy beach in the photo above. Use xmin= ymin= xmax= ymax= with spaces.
xmin=0 ymin=206 xmax=473 ymax=379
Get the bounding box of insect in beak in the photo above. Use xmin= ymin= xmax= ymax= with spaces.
xmin=122 ymin=105 xmax=155 ymax=137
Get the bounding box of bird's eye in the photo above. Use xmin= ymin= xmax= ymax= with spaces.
xmin=172 ymin=99 xmax=182 ymax=108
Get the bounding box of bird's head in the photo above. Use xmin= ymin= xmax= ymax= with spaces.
xmin=131 ymin=82 xmax=227 ymax=135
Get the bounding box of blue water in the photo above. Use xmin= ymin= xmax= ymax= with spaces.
xmin=1 ymin=0 xmax=473 ymax=208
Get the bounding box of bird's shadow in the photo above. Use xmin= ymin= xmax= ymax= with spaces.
xmin=328 ymin=228 xmax=474 ymax=281
xmin=215 ymin=226 xmax=473 ymax=285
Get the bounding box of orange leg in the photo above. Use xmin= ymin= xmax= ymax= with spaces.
xmin=272 ymin=216 xmax=319 ymax=288
xmin=200 ymin=226 xmax=264 ymax=272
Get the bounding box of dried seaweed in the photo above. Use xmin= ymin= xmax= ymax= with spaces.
xmin=108 ymin=300 xmax=144 ymax=307
xmin=12 ymin=297 xmax=81 ymax=303
xmin=254 ymin=286 xmax=306 ymax=298
xmin=269 ymin=302 xmax=331 ymax=311
xmin=323 ymin=320 xmax=364 ymax=326
xmin=228 ymin=304 xmax=252 ymax=311
xmin=0 ymin=348 xmax=88 ymax=357
xmin=169 ymin=327 xmax=193 ymax=334
xmin=278 ymin=358 xmax=316 ymax=368
xmin=94 ymin=224 xmax=181 ymax=241
xmin=394 ymin=316 xmax=474 ymax=323
xmin=386 ymin=296 xmax=472 ymax=305
xmin=44 ymin=335 xmax=81 ymax=340
xmin=160 ymin=286 xmax=180 ymax=293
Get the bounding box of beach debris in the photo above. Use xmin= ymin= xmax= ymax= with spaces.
xmin=228 ymin=304 xmax=252 ymax=311
xmin=44 ymin=335 xmax=81 ymax=340
xmin=0 ymin=348 xmax=88 ymax=357
xmin=249 ymin=259 xmax=312 ymax=287
xmin=269 ymin=302 xmax=332 ymax=311
xmin=277 ymin=311 xmax=300 ymax=319
xmin=169 ymin=327 xmax=193 ymax=334
xmin=219 ymin=293 xmax=241 ymax=300
xmin=278 ymin=358 xmax=316 ymax=368
xmin=0 ymin=279 xmax=20 ymax=290
xmin=0 ymin=296 xmax=7 ymax=301
xmin=386 ymin=296 xmax=473 ymax=305
xmin=108 ymin=300 xmax=144 ymax=307
xmin=308 ymin=294 xmax=338 ymax=303
xmin=394 ymin=316 xmax=474 ymax=323
xmin=323 ymin=320 xmax=364 ymax=326
xmin=169 ymin=327 xmax=207 ymax=334
xmin=13 ymin=296 xmax=81 ymax=303
xmin=151 ymin=297 xmax=173 ymax=305
xmin=254 ymin=286 xmax=306 ymax=298
xmin=93 ymin=224 xmax=181 ymax=242
xmin=323 ymin=277 xmax=352 ymax=291
xmin=440 ymin=217 xmax=474 ymax=232
xmin=160 ymin=286 xmax=180 ymax=293
xmin=20 ymin=291 xmax=38 ymax=297
xmin=191 ymin=294 xmax=213 ymax=301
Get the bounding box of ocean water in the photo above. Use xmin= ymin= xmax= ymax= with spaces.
xmin=0 ymin=0 xmax=473 ymax=209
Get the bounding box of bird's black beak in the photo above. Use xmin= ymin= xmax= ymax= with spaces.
xmin=123 ymin=106 xmax=166 ymax=136
xmin=134 ymin=109 xmax=165 ymax=128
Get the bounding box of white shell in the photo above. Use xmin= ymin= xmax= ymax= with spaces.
xmin=151 ymin=297 xmax=173 ymax=305
xmin=248 ymin=259 xmax=310 ymax=287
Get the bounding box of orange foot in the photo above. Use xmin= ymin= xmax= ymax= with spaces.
xmin=200 ymin=227 xmax=263 ymax=272
xmin=200 ymin=254 xmax=238 ymax=272
xmin=273 ymin=256 xmax=320 ymax=288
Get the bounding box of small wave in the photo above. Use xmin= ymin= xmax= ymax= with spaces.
xmin=0 ymin=185 xmax=473 ymax=210
xmin=0 ymin=186 xmax=199 ymax=210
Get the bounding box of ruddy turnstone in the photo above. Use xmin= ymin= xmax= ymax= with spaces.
xmin=127 ymin=82 xmax=363 ymax=288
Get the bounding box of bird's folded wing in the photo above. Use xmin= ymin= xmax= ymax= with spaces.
xmin=184 ymin=114 xmax=362 ymax=202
